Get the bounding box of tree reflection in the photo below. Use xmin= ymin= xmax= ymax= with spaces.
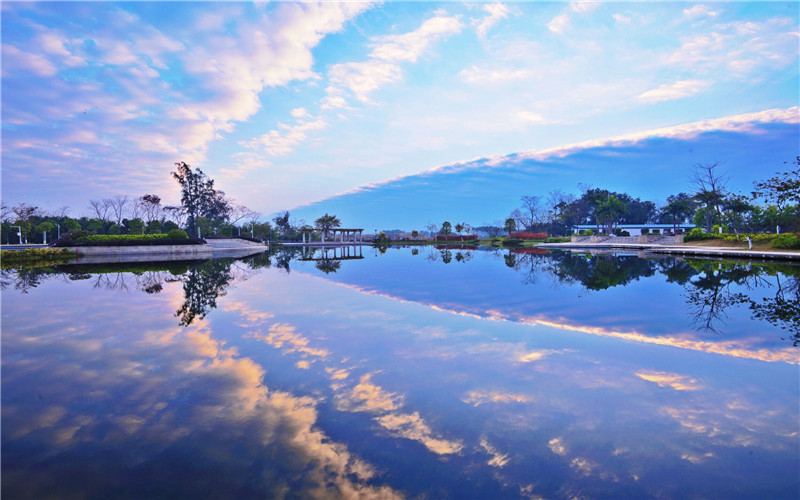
xmin=507 ymin=250 xmax=658 ymax=291
xmin=175 ymin=259 xmax=237 ymax=326
xmin=681 ymin=259 xmax=800 ymax=340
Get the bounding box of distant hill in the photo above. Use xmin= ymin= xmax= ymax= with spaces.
xmin=283 ymin=119 xmax=798 ymax=231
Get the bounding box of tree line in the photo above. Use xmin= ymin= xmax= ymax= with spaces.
xmin=481 ymin=160 xmax=799 ymax=238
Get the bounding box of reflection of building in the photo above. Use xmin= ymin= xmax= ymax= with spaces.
xmin=572 ymin=224 xmax=694 ymax=235
xmin=298 ymin=245 xmax=364 ymax=261
xmin=298 ymin=228 xmax=365 ymax=244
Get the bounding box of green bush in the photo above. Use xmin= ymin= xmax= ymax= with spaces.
xmin=545 ymin=237 xmax=571 ymax=243
xmin=771 ymin=234 xmax=800 ymax=250
xmin=684 ymin=228 xmax=717 ymax=242
xmin=167 ymin=229 xmax=189 ymax=239
xmin=580 ymin=229 xmax=593 ymax=236
xmin=1 ymin=247 xmax=79 ymax=268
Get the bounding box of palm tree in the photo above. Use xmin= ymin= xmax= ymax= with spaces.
xmin=314 ymin=213 xmax=341 ymax=241
xmin=595 ymin=195 xmax=628 ymax=235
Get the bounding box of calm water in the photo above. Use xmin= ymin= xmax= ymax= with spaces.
xmin=2 ymin=246 xmax=798 ymax=499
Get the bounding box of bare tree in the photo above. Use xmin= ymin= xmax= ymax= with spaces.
xmin=690 ymin=162 xmax=728 ymax=232
xmin=228 ymin=202 xmax=260 ymax=227
xmin=0 ymin=202 xmax=13 ymax=223
xmin=88 ymin=199 xmax=112 ymax=222
xmin=53 ymin=205 xmax=71 ymax=218
xmin=137 ymin=194 xmax=163 ymax=223
xmin=518 ymin=196 xmax=546 ymax=230
xmin=109 ymin=195 xmax=130 ymax=226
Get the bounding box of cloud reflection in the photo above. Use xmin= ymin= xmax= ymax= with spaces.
xmin=2 ymin=285 xmax=401 ymax=498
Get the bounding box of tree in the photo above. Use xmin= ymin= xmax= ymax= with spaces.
xmin=425 ymin=221 xmax=439 ymax=239
xmin=109 ymin=195 xmax=130 ymax=226
xmin=36 ymin=221 xmax=55 ymax=243
xmin=128 ymin=217 xmax=145 ymax=235
xmin=504 ymin=218 xmax=516 ymax=235
xmin=88 ymin=199 xmax=112 ymax=223
xmin=411 ymin=230 xmax=419 ymax=240
xmin=595 ymin=195 xmax=628 ymax=234
xmin=690 ymin=162 xmax=728 ymax=233
xmin=314 ymin=213 xmax=341 ymax=240
xmin=440 ymin=221 xmax=452 ymax=237
xmin=660 ymin=193 xmax=697 ymax=231
xmin=273 ymin=211 xmax=291 ymax=237
xmin=138 ymin=194 xmax=163 ymax=224
xmin=752 ymin=157 xmax=800 ymax=233
xmin=172 ymin=161 xmax=231 ymax=235
xmin=519 ymin=195 xmax=545 ymax=230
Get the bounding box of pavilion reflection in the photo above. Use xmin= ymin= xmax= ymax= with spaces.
xmin=298 ymin=245 xmax=364 ymax=274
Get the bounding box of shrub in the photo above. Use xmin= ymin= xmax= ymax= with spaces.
xmin=771 ymin=234 xmax=800 ymax=250
xmin=684 ymin=228 xmax=717 ymax=242
xmin=509 ymin=232 xmax=547 ymax=240
xmin=1 ymin=247 xmax=79 ymax=268
xmin=167 ymin=229 xmax=189 ymax=239
xmin=545 ymin=237 xmax=571 ymax=243
xmin=434 ymin=234 xmax=477 ymax=241
xmin=580 ymin=229 xmax=594 ymax=236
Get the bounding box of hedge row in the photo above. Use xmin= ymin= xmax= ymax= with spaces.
xmin=1 ymin=248 xmax=79 ymax=268
xmin=771 ymin=234 xmax=800 ymax=250
xmin=509 ymin=232 xmax=548 ymax=240
xmin=434 ymin=234 xmax=478 ymax=241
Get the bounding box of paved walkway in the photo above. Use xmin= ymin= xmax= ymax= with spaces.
xmin=536 ymin=242 xmax=800 ymax=261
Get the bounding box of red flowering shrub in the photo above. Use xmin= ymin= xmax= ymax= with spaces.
xmin=508 ymin=232 xmax=547 ymax=240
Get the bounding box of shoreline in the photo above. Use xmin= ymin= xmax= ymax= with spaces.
xmin=536 ymin=242 xmax=800 ymax=261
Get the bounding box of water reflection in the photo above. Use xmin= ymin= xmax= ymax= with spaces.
xmin=2 ymin=247 xmax=799 ymax=498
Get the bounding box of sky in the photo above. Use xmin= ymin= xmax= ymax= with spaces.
xmin=2 ymin=1 xmax=798 ymax=229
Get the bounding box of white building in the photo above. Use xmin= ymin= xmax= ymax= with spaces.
xmin=572 ymin=224 xmax=695 ymax=236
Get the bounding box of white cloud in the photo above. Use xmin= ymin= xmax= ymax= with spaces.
xmin=371 ymin=14 xmax=463 ymax=63
xmin=637 ymin=79 xmax=711 ymax=103
xmin=474 ymin=3 xmax=510 ymax=38
xmin=244 ymin=118 xmax=328 ymax=157
xmin=325 ymin=12 xmax=462 ymax=105
xmin=547 ymin=13 xmax=571 ymax=34
xmin=683 ymin=5 xmax=720 ymax=19
xmin=613 ymin=13 xmax=631 ymax=25
xmin=328 ymin=60 xmax=404 ymax=103
xmin=459 ymin=65 xmax=530 ymax=84
xmin=570 ymin=2 xmax=600 ymax=14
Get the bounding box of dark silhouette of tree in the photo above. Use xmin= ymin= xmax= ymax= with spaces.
xmin=690 ymin=162 xmax=728 ymax=232
xmin=175 ymin=259 xmax=236 ymax=326
xmin=172 ymin=161 xmax=231 ymax=235
xmin=314 ymin=213 xmax=341 ymax=240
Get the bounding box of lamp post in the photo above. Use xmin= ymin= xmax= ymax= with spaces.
xmin=11 ymin=226 xmax=22 ymax=244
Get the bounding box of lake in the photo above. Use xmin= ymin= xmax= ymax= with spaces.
xmin=2 ymin=246 xmax=798 ymax=499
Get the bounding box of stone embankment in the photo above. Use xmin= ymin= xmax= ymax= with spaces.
xmin=63 ymin=238 xmax=267 ymax=264
xmin=538 ymin=235 xmax=800 ymax=262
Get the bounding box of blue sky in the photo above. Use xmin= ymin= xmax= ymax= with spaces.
xmin=2 ymin=1 xmax=798 ymax=228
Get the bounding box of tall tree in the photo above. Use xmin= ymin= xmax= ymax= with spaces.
xmin=440 ymin=221 xmax=452 ymax=236
xmin=504 ymin=218 xmax=516 ymax=235
xmin=273 ymin=211 xmax=291 ymax=236
xmin=88 ymin=199 xmax=112 ymax=223
xmin=595 ymin=195 xmax=628 ymax=234
xmin=690 ymin=162 xmax=728 ymax=232
xmin=660 ymin=193 xmax=698 ymax=231
xmin=171 ymin=161 xmax=230 ymax=235
xmin=109 ymin=195 xmax=130 ymax=226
